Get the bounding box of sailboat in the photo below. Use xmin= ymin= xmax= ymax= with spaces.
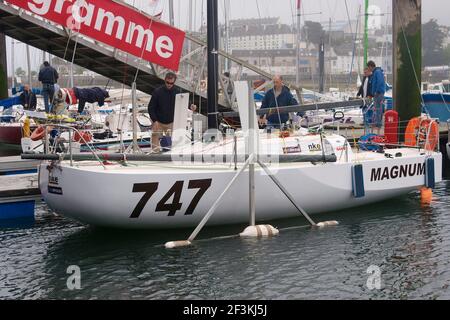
xmin=27 ymin=0 xmax=442 ymax=230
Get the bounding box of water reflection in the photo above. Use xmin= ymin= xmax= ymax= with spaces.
xmin=1 ymin=183 xmax=450 ymax=299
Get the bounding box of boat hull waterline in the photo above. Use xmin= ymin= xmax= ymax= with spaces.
xmin=38 ymin=152 xmax=442 ymax=229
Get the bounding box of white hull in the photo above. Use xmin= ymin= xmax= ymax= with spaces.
xmin=39 ymin=148 xmax=442 ymax=229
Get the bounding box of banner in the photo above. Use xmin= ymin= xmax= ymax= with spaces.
xmin=7 ymin=0 xmax=185 ymax=71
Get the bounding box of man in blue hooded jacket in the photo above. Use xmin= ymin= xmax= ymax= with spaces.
xmin=259 ymin=75 xmax=298 ymax=129
xmin=367 ymin=60 xmax=386 ymax=132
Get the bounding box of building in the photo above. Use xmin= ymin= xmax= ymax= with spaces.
xmin=321 ymin=20 xmax=359 ymax=37
xmin=331 ymin=46 xmax=392 ymax=75
xmin=222 ymin=17 xmax=297 ymax=51
xmin=441 ymin=26 xmax=450 ymax=48
xmin=231 ymin=48 xmax=318 ymax=77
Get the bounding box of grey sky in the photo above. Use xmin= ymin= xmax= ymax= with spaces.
xmin=167 ymin=0 xmax=450 ymax=30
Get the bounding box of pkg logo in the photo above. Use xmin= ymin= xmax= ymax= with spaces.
xmin=308 ymin=143 xmax=322 ymax=152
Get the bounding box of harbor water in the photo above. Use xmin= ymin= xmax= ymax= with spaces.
xmin=1 ymin=145 xmax=450 ymax=299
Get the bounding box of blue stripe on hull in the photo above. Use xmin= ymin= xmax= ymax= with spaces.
xmin=0 ymin=169 xmax=38 ymax=176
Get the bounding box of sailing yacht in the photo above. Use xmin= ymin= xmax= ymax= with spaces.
xmin=32 ymin=80 xmax=442 ymax=229
xmin=20 ymin=0 xmax=443 ymax=230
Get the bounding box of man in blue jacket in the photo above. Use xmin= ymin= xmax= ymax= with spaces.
xmin=367 ymin=60 xmax=386 ymax=133
xmin=74 ymin=87 xmax=110 ymax=113
xmin=38 ymin=61 xmax=59 ymax=113
xmin=259 ymin=75 xmax=298 ymax=129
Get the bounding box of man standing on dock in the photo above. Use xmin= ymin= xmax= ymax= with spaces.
xmin=259 ymin=75 xmax=298 ymax=130
xmin=148 ymin=72 xmax=196 ymax=153
xmin=38 ymin=61 xmax=58 ymax=113
xmin=367 ymin=61 xmax=386 ymax=134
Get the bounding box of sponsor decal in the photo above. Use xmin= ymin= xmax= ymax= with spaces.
xmin=282 ymin=145 xmax=301 ymax=154
xmin=308 ymin=143 xmax=322 ymax=152
xmin=48 ymin=186 xmax=63 ymax=195
xmin=49 ymin=176 xmax=59 ymax=186
xmin=370 ymin=163 xmax=426 ymax=182
xmin=8 ymin=0 xmax=185 ymax=70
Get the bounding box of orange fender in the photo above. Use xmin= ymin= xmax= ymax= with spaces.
xmin=30 ymin=125 xmax=46 ymax=141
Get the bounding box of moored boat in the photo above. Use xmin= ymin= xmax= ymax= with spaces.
xmin=36 ymin=127 xmax=442 ymax=229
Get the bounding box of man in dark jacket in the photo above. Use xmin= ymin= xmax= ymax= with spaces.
xmin=19 ymin=84 xmax=37 ymax=110
xmin=148 ymin=72 xmax=196 ymax=152
xmin=38 ymin=61 xmax=59 ymax=113
xmin=74 ymin=87 xmax=110 ymax=113
xmin=259 ymin=75 xmax=298 ymax=129
xmin=367 ymin=60 xmax=386 ymax=133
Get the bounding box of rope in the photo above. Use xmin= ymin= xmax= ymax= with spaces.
xmin=68 ymin=36 xmax=79 ymax=88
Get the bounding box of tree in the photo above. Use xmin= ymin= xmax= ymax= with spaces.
xmin=303 ymin=21 xmax=325 ymax=46
xmin=444 ymin=45 xmax=450 ymax=66
xmin=422 ymin=19 xmax=446 ymax=66
xmin=15 ymin=67 xmax=26 ymax=77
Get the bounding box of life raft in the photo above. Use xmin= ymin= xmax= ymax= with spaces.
xmin=30 ymin=125 xmax=46 ymax=141
xmin=61 ymin=88 xmax=77 ymax=105
xmin=73 ymin=131 xmax=93 ymax=143
xmin=404 ymin=117 xmax=439 ymax=151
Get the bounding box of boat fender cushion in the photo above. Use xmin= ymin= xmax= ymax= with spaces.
xmin=425 ymin=158 xmax=435 ymax=189
xmin=160 ymin=136 xmax=172 ymax=151
xmin=352 ymin=164 xmax=365 ymax=198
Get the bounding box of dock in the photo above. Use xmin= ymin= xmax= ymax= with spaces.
xmin=0 ymin=156 xmax=40 ymax=175
xmin=0 ymin=173 xmax=40 ymax=220
xmin=0 ymin=156 xmax=40 ymax=220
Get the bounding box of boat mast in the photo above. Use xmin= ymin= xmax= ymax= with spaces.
xmin=168 ymin=0 xmax=175 ymax=26
xmin=0 ymin=33 xmax=7 ymax=99
xmin=364 ymin=0 xmax=369 ymax=67
xmin=187 ymin=0 xmax=193 ymax=80
xmin=224 ymin=0 xmax=230 ymax=72
xmin=207 ymin=0 xmax=219 ymax=130
xmin=295 ymin=0 xmax=302 ymax=87
xmin=11 ymin=39 xmax=15 ymax=88
xmin=319 ymin=40 xmax=325 ymax=93
xmin=26 ymin=44 xmax=32 ymax=87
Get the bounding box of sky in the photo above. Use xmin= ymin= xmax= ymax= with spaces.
xmin=158 ymin=0 xmax=450 ymax=30
xmin=4 ymin=0 xmax=450 ymax=77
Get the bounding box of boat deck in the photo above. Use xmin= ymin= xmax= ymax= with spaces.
xmin=59 ymin=147 xmax=434 ymax=174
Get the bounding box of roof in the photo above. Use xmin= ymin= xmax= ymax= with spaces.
xmin=229 ymin=17 xmax=280 ymax=27
xmin=229 ymin=24 xmax=294 ymax=37
xmin=232 ymin=48 xmax=316 ymax=58
xmin=320 ymin=20 xmax=358 ymax=32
